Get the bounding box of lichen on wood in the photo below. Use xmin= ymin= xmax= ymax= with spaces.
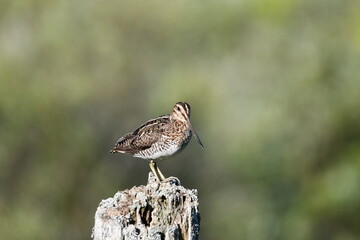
xmin=92 ymin=173 xmax=200 ymax=240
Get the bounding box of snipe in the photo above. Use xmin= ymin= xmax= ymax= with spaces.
xmin=110 ymin=102 xmax=204 ymax=182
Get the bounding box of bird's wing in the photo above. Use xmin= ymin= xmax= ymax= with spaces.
xmin=110 ymin=115 xmax=170 ymax=154
xmin=132 ymin=114 xmax=170 ymax=135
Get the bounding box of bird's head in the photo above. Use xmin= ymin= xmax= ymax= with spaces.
xmin=171 ymin=102 xmax=204 ymax=149
xmin=171 ymin=102 xmax=191 ymax=122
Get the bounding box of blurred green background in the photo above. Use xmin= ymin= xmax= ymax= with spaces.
xmin=1 ymin=0 xmax=360 ymax=239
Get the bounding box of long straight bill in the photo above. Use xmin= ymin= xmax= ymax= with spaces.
xmin=187 ymin=118 xmax=205 ymax=149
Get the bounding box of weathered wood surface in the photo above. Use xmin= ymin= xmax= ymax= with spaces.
xmin=92 ymin=173 xmax=200 ymax=240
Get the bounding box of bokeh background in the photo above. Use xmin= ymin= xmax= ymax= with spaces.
xmin=1 ymin=0 xmax=360 ymax=239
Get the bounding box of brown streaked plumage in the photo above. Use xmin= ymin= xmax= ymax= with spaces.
xmin=110 ymin=102 xmax=204 ymax=182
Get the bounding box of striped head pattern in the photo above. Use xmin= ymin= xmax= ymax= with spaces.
xmin=171 ymin=102 xmax=191 ymax=122
xmin=171 ymin=102 xmax=204 ymax=149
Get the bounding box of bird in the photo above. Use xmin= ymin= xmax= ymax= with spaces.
xmin=110 ymin=102 xmax=204 ymax=182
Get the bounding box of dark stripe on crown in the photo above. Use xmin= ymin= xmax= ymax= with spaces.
xmin=175 ymin=102 xmax=191 ymax=116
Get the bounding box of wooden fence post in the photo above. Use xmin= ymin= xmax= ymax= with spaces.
xmin=92 ymin=173 xmax=200 ymax=240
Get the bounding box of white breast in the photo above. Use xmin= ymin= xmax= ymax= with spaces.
xmin=134 ymin=141 xmax=183 ymax=160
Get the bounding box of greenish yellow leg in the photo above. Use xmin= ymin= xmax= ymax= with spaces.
xmin=149 ymin=160 xmax=161 ymax=182
xmin=154 ymin=162 xmax=166 ymax=181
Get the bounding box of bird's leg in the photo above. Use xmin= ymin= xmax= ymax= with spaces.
xmin=154 ymin=162 xmax=166 ymax=181
xmin=149 ymin=160 xmax=161 ymax=182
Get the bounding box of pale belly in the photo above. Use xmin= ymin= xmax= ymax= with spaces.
xmin=134 ymin=144 xmax=180 ymax=160
xmin=133 ymin=136 xmax=191 ymax=160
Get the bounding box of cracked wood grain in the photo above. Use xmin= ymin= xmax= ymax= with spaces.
xmin=92 ymin=173 xmax=200 ymax=240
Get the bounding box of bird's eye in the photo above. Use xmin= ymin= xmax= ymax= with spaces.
xmin=177 ymin=107 xmax=181 ymax=111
